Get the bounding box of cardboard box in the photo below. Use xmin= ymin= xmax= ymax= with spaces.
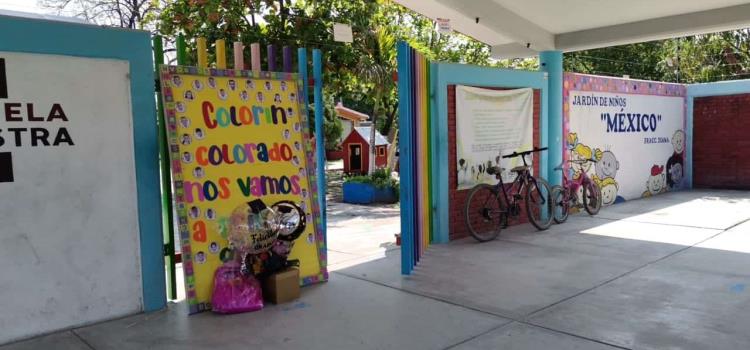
xmin=263 ymin=268 xmax=300 ymax=304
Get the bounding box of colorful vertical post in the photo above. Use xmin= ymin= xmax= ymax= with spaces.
xmin=267 ymin=44 xmax=277 ymax=71
xmin=196 ymin=37 xmax=208 ymax=68
xmin=153 ymin=35 xmax=177 ymax=300
xmin=176 ymin=35 xmax=187 ymax=65
xmin=283 ymin=46 xmax=293 ymax=72
xmin=250 ymin=43 xmax=261 ymax=73
xmin=397 ymin=41 xmax=415 ymax=274
xmin=215 ymin=39 xmax=226 ymax=69
xmin=312 ymin=49 xmax=326 ymax=242
xmin=233 ymin=41 xmax=244 ymax=69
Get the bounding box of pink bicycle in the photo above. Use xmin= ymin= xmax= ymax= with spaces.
xmin=550 ymin=159 xmax=601 ymax=223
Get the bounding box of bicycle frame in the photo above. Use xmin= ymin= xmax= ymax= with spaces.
xmin=490 ymin=153 xmax=546 ymax=218
xmin=560 ymin=160 xmax=596 ymax=205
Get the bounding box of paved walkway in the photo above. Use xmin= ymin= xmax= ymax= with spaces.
xmin=5 ymin=190 xmax=750 ymax=349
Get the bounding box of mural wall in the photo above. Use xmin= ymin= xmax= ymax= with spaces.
xmin=0 ymin=51 xmax=143 ymax=342
xmin=563 ymin=73 xmax=687 ymax=205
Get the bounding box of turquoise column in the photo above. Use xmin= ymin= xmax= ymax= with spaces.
xmin=312 ymin=50 xmax=327 ymax=243
xmin=539 ymin=51 xmax=563 ymax=185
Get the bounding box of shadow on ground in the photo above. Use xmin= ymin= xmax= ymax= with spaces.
xmin=5 ymin=190 xmax=750 ymax=350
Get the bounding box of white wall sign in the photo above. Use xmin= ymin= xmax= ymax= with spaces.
xmin=0 ymin=51 xmax=141 ymax=343
xmin=436 ymin=18 xmax=452 ymax=34
xmin=567 ymin=89 xmax=686 ymax=204
xmin=333 ymin=23 xmax=353 ymax=43
xmin=456 ymin=86 xmax=533 ymax=189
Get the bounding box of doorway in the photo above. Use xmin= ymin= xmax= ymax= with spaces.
xmin=349 ymin=144 xmax=362 ymax=172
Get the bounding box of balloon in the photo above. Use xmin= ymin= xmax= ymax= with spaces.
xmin=271 ymin=200 xmax=306 ymax=242
xmin=227 ymin=200 xmax=280 ymax=254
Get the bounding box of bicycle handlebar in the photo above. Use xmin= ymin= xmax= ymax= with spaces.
xmin=502 ymin=147 xmax=548 ymax=159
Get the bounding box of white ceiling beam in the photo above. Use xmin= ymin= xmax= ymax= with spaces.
xmin=436 ymin=0 xmax=555 ymax=50
xmin=490 ymin=43 xmax=539 ymax=59
xmin=556 ymin=3 xmax=750 ymax=52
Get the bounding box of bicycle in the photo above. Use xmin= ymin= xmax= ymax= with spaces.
xmin=550 ymin=159 xmax=602 ymax=224
xmin=464 ymin=147 xmax=553 ymax=242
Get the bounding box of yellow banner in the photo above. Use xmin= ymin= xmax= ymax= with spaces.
xmin=160 ymin=66 xmax=326 ymax=313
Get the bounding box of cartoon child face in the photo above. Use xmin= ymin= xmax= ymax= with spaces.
xmin=647 ymin=165 xmax=666 ymax=195
xmin=196 ymin=251 xmax=206 ymax=264
xmin=595 ymin=151 xmax=619 ymax=179
xmin=245 ymin=80 xmax=254 ymax=89
xmin=264 ymin=81 xmax=271 ymax=90
xmin=172 ymin=75 xmax=182 ymax=86
xmin=600 ymin=181 xmax=618 ymax=206
xmin=669 ymin=163 xmax=683 ymax=187
xmin=180 ymin=117 xmax=190 ymax=128
xmin=228 ymin=80 xmax=237 ymax=91
xmin=672 ymin=130 xmax=685 ymax=154
xmin=570 ymin=144 xmax=593 ymax=176
xmin=208 ymin=77 xmax=216 ymax=88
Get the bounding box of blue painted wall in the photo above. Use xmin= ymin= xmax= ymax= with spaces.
xmin=686 ymin=80 xmax=750 ymax=188
xmin=0 ymin=15 xmax=165 ymax=312
xmin=432 ymin=62 xmax=548 ymax=243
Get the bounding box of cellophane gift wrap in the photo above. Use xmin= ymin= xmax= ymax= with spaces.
xmin=210 ymin=262 xmax=263 ymax=314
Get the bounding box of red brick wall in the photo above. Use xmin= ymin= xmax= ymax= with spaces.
xmin=448 ymin=85 xmax=541 ymax=240
xmin=693 ymin=93 xmax=750 ymax=189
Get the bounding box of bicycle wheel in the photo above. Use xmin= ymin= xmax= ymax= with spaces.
xmin=551 ymin=185 xmax=569 ymax=224
xmin=583 ymin=181 xmax=602 ymax=215
xmin=525 ymin=177 xmax=553 ymax=230
xmin=464 ymin=184 xmax=506 ymax=242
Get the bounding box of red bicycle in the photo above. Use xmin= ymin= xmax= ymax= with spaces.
xmin=550 ymin=159 xmax=601 ymax=223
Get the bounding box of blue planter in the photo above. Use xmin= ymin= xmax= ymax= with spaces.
xmin=343 ymin=182 xmax=398 ymax=204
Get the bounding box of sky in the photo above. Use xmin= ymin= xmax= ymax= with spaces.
xmin=0 ymin=0 xmax=46 ymax=13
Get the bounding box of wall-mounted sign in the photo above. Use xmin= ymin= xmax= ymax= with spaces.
xmin=436 ymin=18 xmax=452 ymax=34
xmin=455 ymin=86 xmax=533 ymax=189
xmin=160 ymin=66 xmax=326 ymax=314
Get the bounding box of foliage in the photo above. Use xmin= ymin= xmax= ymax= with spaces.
xmin=322 ymin=98 xmax=344 ymax=151
xmin=157 ymin=0 xmax=510 ymax=137
xmin=345 ymin=168 xmax=399 ymax=197
xmin=565 ymin=30 xmax=750 ymax=83
xmin=40 ymin=0 xmax=163 ymax=30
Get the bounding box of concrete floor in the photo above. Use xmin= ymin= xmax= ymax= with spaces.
xmin=4 ymin=190 xmax=750 ymax=350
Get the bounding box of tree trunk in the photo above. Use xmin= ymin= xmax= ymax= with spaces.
xmin=382 ymin=101 xmax=398 ymax=136
xmin=368 ymin=97 xmax=380 ymax=175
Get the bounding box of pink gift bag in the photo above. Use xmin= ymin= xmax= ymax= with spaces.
xmin=211 ymin=262 xmax=263 ymax=314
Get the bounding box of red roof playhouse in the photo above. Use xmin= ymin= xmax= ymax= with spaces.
xmin=342 ymin=126 xmax=389 ymax=175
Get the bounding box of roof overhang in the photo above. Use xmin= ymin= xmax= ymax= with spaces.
xmin=394 ymin=0 xmax=750 ymax=58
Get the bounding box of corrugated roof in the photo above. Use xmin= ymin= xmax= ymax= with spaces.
xmin=354 ymin=127 xmax=389 ymax=146
xmin=334 ymin=102 xmax=369 ymax=122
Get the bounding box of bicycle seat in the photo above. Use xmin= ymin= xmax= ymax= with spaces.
xmin=486 ymin=166 xmax=505 ymax=175
xmin=510 ymin=165 xmax=529 ymax=173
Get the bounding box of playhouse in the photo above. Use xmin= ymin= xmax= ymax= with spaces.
xmin=342 ymin=126 xmax=389 ymax=174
